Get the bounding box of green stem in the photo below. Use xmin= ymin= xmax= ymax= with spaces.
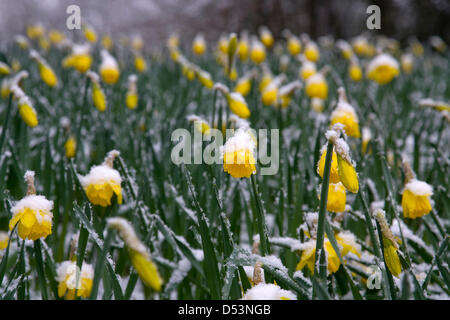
xmin=0 ymin=93 xmax=13 ymax=157
xmin=314 ymin=141 xmax=333 ymax=276
xmin=250 ymin=174 xmax=271 ymax=256
xmin=34 ymin=239 xmax=49 ymax=300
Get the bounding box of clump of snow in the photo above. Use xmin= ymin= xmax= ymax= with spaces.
xmin=403 ymin=179 xmax=433 ymax=196
xmin=220 ymin=128 xmax=256 ymax=158
xmin=79 ymin=165 xmax=122 ymax=187
xmin=100 ymin=49 xmax=119 ymax=70
xmin=241 ymin=283 xmax=296 ymax=300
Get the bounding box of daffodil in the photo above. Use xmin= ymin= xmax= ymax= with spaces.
xmin=250 ymin=38 xmax=266 ymax=64
xmin=361 ymin=127 xmax=372 ymax=154
xmin=48 ymin=29 xmax=66 ymax=44
xmin=317 ymin=146 xmax=340 ymax=184
xmin=299 ymin=58 xmax=316 ymax=80
xmin=336 ymin=40 xmax=353 ymax=60
xmin=64 ymin=136 xmax=77 ymax=159
xmin=26 ymin=24 xmax=45 ymax=39
xmin=374 ymin=209 xmax=402 ymax=277
xmin=352 ymin=36 xmax=373 ymax=57
xmin=287 ymin=36 xmax=302 ymax=56
xmin=134 ymin=54 xmax=147 ymax=72
xmin=0 ymin=232 xmax=9 ymax=251
xmin=192 ymin=34 xmax=206 ymax=56
xmin=14 ymin=35 xmax=29 ymax=49
xmin=0 ymin=62 xmax=11 ymax=75
xmin=238 ymin=32 xmax=249 ymax=61
xmin=221 ymin=128 xmax=256 ymax=178
xmin=401 ymin=53 xmax=414 ymax=74
xmin=305 ymin=73 xmax=328 ymax=99
xmin=107 ymin=218 xmax=162 ymax=291
xmin=261 ymin=76 xmax=285 ymax=106
xmin=326 ymin=182 xmax=346 ymax=213
xmin=80 ymin=150 xmax=123 ymax=207
xmin=330 ymin=88 xmax=360 ymax=138
xmin=278 ymin=80 xmax=301 ymax=108
xmin=87 ymin=71 xmax=107 ymax=112
xmin=102 ymin=35 xmax=113 ymax=50
xmin=410 ymin=39 xmax=424 ymax=57
xmin=30 ymin=50 xmax=58 ymax=87
xmin=131 ymin=35 xmax=144 ymax=51
xmin=167 ymin=33 xmax=179 ymax=50
xmin=297 ymin=232 xmax=360 ymax=274
xmin=62 ymin=44 xmax=92 ymax=73
xmin=84 ymin=25 xmax=97 ymax=43
xmin=187 ymin=115 xmax=211 ymax=136
xmin=11 ymin=85 xmax=38 ymax=127
xmin=9 ymin=171 xmax=53 ymax=241
xmin=349 ymin=62 xmax=362 ymax=82
xmin=304 ymin=41 xmax=320 ymax=62
xmin=126 ymin=75 xmax=138 ymax=110
xmin=430 ymin=36 xmax=447 ymax=53
xmin=99 ymin=50 xmax=120 ymax=84
xmin=259 ymin=26 xmax=274 ymax=48
xmin=56 ymin=261 xmax=94 ymax=299
xmin=401 ymin=179 xmax=433 ymax=219
xmin=234 ymin=73 xmax=253 ymax=96
xmin=196 ymin=69 xmax=214 ymax=89
xmin=367 ymin=53 xmax=399 ymax=85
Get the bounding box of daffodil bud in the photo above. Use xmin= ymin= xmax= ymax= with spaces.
xmin=107 ymin=218 xmax=162 ymax=291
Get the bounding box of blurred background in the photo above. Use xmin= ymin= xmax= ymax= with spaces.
xmin=1 ymin=0 xmax=449 ymax=47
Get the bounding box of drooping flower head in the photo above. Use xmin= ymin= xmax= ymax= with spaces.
xmin=234 ymin=70 xmax=256 ymax=96
xmin=336 ymin=39 xmax=353 ymax=60
xmin=401 ymin=161 xmax=433 ymax=219
xmin=401 ymin=53 xmax=414 ymax=74
xmin=330 ymin=87 xmax=360 ymax=138
xmin=298 ymin=55 xmax=317 ymax=80
xmin=62 ymin=43 xmax=92 ymax=74
xmin=250 ymin=37 xmax=266 ymax=64
xmin=107 ymin=217 xmax=162 ymax=291
xmin=305 ymin=69 xmax=328 ymax=100
xmin=221 ymin=128 xmax=256 ymax=178
xmin=56 ymin=261 xmax=94 ymax=299
xmin=99 ymin=49 xmax=120 ymax=84
xmin=87 ymin=71 xmax=107 ymax=112
xmin=83 ymin=24 xmax=97 ymax=43
xmin=297 ymin=231 xmax=360 ymax=275
xmin=261 ymin=75 xmax=285 ymax=106
xmin=187 ymin=115 xmax=211 ymax=136
xmin=304 ymin=41 xmax=320 ymax=62
xmin=374 ymin=209 xmax=402 ymax=277
xmin=126 ymin=74 xmax=138 ymax=110
xmin=324 ymin=126 xmax=359 ymax=193
xmin=192 ymin=33 xmax=207 ymax=56
xmin=30 ymin=50 xmax=58 ymax=87
xmin=215 ymin=83 xmax=251 ymax=119
xmin=0 ymin=61 xmax=11 ymax=75
xmin=259 ymin=26 xmax=274 ymax=48
xmin=9 ymin=171 xmax=53 ymax=240
xmin=238 ymin=31 xmax=250 ymax=61
xmin=287 ymin=35 xmax=302 ymax=56
xmin=367 ymin=53 xmax=399 ymax=85
xmin=11 ymin=84 xmax=38 ymax=128
xmin=80 ymin=150 xmax=123 ymax=207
